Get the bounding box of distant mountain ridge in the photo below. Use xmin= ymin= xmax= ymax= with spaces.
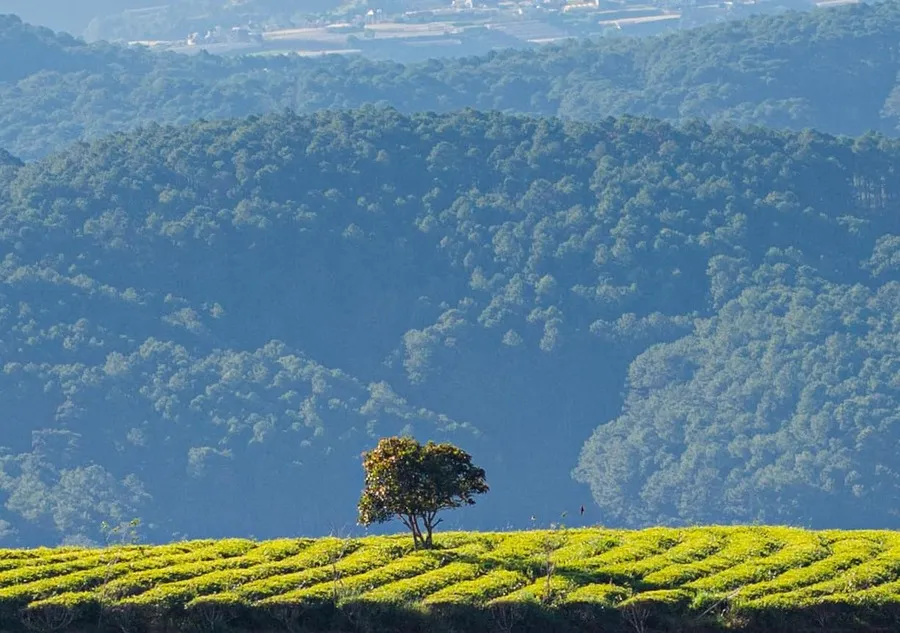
xmin=4 ymin=2 xmax=900 ymax=160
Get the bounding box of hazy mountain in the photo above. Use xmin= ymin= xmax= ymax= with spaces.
xmin=4 ymin=2 xmax=900 ymax=161
xmin=1 ymin=109 xmax=899 ymax=544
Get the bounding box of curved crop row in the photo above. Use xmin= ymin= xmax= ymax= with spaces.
xmin=599 ymin=529 xmax=727 ymax=583
xmin=735 ymin=537 xmax=886 ymax=601
xmin=642 ymin=528 xmax=780 ymax=588
xmin=489 ymin=574 xmax=577 ymax=605
xmin=103 ymin=540 xmax=289 ymax=603
xmin=264 ymin=552 xmax=446 ymax=604
xmin=0 ymin=539 xmax=284 ymax=606
xmin=582 ymin=528 xmax=680 ymax=571
xmin=741 ymin=537 xmax=900 ymax=608
xmin=562 ymin=582 xmax=632 ymax=607
xmin=688 ymin=530 xmax=830 ymax=593
xmin=110 ymin=542 xmax=342 ymax=607
xmin=424 ymin=569 xmax=529 ymax=605
xmin=363 ymin=561 xmax=482 ymax=603
xmin=233 ymin=538 xmax=409 ymax=603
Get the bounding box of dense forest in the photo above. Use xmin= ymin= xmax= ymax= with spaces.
xmin=5 ymin=1 xmax=900 ymax=160
xmin=2 ymin=107 xmax=900 ymax=545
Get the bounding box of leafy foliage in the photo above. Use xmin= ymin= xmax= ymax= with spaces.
xmin=359 ymin=437 xmax=489 ymax=549
xmin=574 ymin=254 xmax=900 ymax=527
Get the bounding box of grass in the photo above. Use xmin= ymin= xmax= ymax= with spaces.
xmin=4 ymin=527 xmax=900 ymax=632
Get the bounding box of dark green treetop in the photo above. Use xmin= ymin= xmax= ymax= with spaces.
xmin=358 ymin=436 xmax=489 ymax=549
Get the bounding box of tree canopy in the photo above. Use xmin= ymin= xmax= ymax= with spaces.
xmin=358 ymin=436 xmax=488 ymax=549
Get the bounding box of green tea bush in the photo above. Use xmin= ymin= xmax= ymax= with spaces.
xmin=562 ymin=583 xmax=632 ymax=606
xmin=583 ymin=529 xmax=679 ymax=571
xmin=423 ymin=569 xmax=528 ymax=605
xmin=26 ymin=591 xmax=98 ymax=609
xmin=363 ymin=562 xmax=482 ymax=602
xmin=552 ymin=532 xmax=621 ymax=566
xmin=643 ymin=528 xmax=780 ymax=588
xmin=0 ymin=540 xmax=236 ymax=606
xmin=0 ymin=547 xmax=85 ymax=561
xmin=601 ymin=529 xmax=726 ymax=582
xmin=109 ymin=539 xmax=319 ymax=607
xmin=236 ymin=541 xmax=400 ymax=602
xmin=483 ymin=532 xmax=561 ymax=562
xmin=185 ymin=591 xmax=247 ymax=608
xmin=0 ymin=527 xmax=899 ymax=632
xmin=763 ymin=539 xmax=900 ymax=603
xmin=426 ymin=532 xmax=483 ymax=550
xmin=0 ymin=548 xmax=107 ymax=571
xmin=0 ymin=550 xmax=146 ymax=588
xmin=489 ymin=574 xmax=576 ymax=605
xmin=736 ymin=537 xmax=884 ymax=601
xmin=106 ymin=557 xmax=257 ymax=602
xmin=261 ymin=552 xmax=442 ymax=604
xmin=689 ymin=531 xmax=829 ymax=593
xmin=621 ymin=588 xmax=694 ymax=607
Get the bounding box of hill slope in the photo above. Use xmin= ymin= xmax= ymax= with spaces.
xmin=6 ymin=1 xmax=900 ymax=159
xmin=2 ymin=528 xmax=900 ymax=633
xmin=3 ymin=109 xmax=900 ymax=544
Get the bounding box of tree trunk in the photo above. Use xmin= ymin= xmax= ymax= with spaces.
xmin=404 ymin=515 xmax=424 ymax=550
xmin=423 ymin=513 xmax=440 ymax=549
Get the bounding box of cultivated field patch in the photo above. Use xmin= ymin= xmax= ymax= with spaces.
xmin=4 ymin=527 xmax=900 ymax=632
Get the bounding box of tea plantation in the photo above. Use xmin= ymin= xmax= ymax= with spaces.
xmin=4 ymin=527 xmax=900 ymax=632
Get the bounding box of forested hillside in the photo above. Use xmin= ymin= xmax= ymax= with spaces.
xmin=1 ymin=109 xmax=900 ymax=544
xmin=5 ymin=1 xmax=900 ymax=160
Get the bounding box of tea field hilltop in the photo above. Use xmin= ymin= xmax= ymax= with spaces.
xmin=5 ymin=527 xmax=900 ymax=633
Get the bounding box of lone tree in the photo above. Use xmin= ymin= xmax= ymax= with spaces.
xmin=357 ymin=436 xmax=489 ymax=549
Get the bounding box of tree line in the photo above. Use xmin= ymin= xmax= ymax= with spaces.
xmin=3 ymin=1 xmax=900 ymax=161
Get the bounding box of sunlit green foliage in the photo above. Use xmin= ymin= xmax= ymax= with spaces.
xmin=358 ymin=437 xmax=489 ymax=550
xmin=0 ymin=527 xmax=898 ymax=614
xmin=737 ymin=537 xmax=886 ymax=600
xmin=643 ymin=528 xmax=778 ymax=588
xmin=424 ymin=569 xmax=529 ymax=605
xmin=6 ymin=528 xmax=900 ymax=632
xmin=363 ymin=561 xmax=483 ymax=603
xmin=562 ymin=582 xmax=633 ymax=607
xmin=264 ymin=552 xmax=442 ymax=603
